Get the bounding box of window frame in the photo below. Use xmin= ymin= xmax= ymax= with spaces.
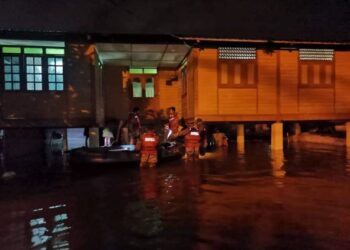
xmin=145 ymin=78 xmax=155 ymax=98
xmin=47 ymin=57 xmax=64 ymax=91
xmin=129 ymin=75 xmax=156 ymax=99
xmin=1 ymin=53 xmax=22 ymax=91
xmin=25 ymin=55 xmax=44 ymax=92
xmin=298 ymin=59 xmax=335 ymax=88
xmin=131 ymin=78 xmax=142 ymax=98
xmin=0 ymin=46 xmax=65 ymax=92
xmin=217 ymin=59 xmax=258 ymax=88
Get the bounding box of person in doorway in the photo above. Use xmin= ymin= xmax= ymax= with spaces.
xmin=127 ymin=107 xmax=141 ymax=145
xmin=184 ymin=119 xmax=201 ymax=160
xmin=140 ymin=124 xmax=159 ymax=168
xmin=167 ymin=106 xmax=179 ymax=141
xmin=84 ymin=127 xmax=89 ymax=147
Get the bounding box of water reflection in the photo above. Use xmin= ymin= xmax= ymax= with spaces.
xmin=271 ymin=150 xmax=286 ymax=178
xmin=346 ymin=147 xmax=350 ymax=175
xmin=3 ymin=141 xmax=350 ymax=249
xmin=139 ymin=168 xmax=158 ymax=201
xmin=270 ymin=150 xmax=286 ymax=188
xmin=30 ymin=204 xmax=70 ymax=249
xmin=237 ymin=141 xmax=246 ymax=165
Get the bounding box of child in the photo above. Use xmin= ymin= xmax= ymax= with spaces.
xmin=140 ymin=125 xmax=159 ymax=168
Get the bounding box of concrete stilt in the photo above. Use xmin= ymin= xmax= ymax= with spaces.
xmin=237 ymin=140 xmax=245 ymax=155
xmin=89 ymin=127 xmax=100 ymax=148
xmin=346 ymin=122 xmax=350 ymax=148
xmin=271 ymin=149 xmax=286 ymax=178
xmin=237 ymin=124 xmax=245 ymax=145
xmin=346 ymin=147 xmax=350 ymax=175
xmin=293 ymin=123 xmax=301 ymax=136
xmin=271 ymin=122 xmax=283 ymax=150
xmin=63 ymin=129 xmax=68 ymax=152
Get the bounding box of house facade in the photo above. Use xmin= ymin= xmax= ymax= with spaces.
xmin=181 ymin=46 xmax=350 ymax=122
xmin=0 ymin=38 xmax=350 ymax=153
xmin=0 ymin=1 xmax=349 ymax=162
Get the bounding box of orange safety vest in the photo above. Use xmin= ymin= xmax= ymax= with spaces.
xmin=185 ymin=129 xmax=201 ymax=148
xmin=141 ymin=132 xmax=158 ymax=154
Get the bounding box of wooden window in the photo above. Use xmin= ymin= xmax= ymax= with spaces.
xmin=324 ymin=65 xmax=332 ymax=85
xmin=299 ymin=61 xmax=334 ymax=87
xmin=220 ymin=63 xmax=228 ymax=85
xmin=218 ymin=61 xmax=257 ymax=87
xmin=247 ymin=63 xmax=255 ymax=85
xmin=299 ymin=49 xmax=334 ymax=87
xmin=218 ymin=47 xmax=257 ymax=87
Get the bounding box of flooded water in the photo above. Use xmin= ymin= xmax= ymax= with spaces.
xmin=1 ymin=141 xmax=350 ymax=250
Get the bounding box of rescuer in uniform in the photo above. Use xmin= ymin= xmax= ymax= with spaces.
xmin=140 ymin=124 xmax=159 ymax=168
xmin=184 ymin=119 xmax=201 ymax=160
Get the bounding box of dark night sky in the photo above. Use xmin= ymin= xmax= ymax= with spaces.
xmin=0 ymin=0 xmax=349 ymax=42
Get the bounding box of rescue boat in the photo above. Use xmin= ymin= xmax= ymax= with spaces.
xmin=68 ymin=142 xmax=185 ymax=167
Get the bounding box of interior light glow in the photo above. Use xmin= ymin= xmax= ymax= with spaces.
xmin=2 ymin=47 xmax=21 ymax=54
xmin=24 ymin=47 xmax=43 ymax=54
xmin=129 ymin=67 xmax=143 ymax=74
xmin=46 ymin=48 xmax=65 ymax=55
xmin=143 ymin=68 xmax=157 ymax=74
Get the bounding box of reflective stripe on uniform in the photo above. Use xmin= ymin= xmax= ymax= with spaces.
xmin=144 ymin=137 xmax=156 ymax=142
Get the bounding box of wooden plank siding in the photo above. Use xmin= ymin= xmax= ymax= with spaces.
xmin=335 ymin=52 xmax=350 ymax=114
xmin=280 ymin=51 xmax=299 ymax=114
xmin=185 ymin=50 xmax=197 ymax=119
xmin=299 ymin=88 xmax=334 ymax=114
xmin=186 ymin=48 xmax=350 ymax=122
xmin=157 ymin=71 xmax=181 ymax=117
xmin=257 ymin=51 xmax=277 ymax=114
xmin=218 ymin=89 xmax=257 ymax=114
xmin=197 ymin=49 xmax=218 ymax=115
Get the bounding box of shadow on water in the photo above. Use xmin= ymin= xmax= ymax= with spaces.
xmin=2 ymin=141 xmax=350 ymax=249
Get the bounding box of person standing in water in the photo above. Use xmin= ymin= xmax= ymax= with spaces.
xmin=140 ymin=124 xmax=159 ymax=168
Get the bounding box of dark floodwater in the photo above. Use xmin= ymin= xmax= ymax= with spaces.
xmin=1 ymin=141 xmax=350 ymax=250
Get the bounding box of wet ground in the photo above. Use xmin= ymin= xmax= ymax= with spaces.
xmin=1 ymin=141 xmax=350 ymax=250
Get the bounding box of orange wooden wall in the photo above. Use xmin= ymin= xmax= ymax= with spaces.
xmin=279 ymin=51 xmax=298 ymax=114
xmin=181 ymin=50 xmax=197 ymax=119
xmin=335 ymin=52 xmax=350 ymax=114
xmin=156 ymin=70 xmax=181 ymax=117
xmin=183 ymin=48 xmax=350 ymax=122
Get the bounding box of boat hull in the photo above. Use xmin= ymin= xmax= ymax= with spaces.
xmin=68 ymin=143 xmax=184 ymax=167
